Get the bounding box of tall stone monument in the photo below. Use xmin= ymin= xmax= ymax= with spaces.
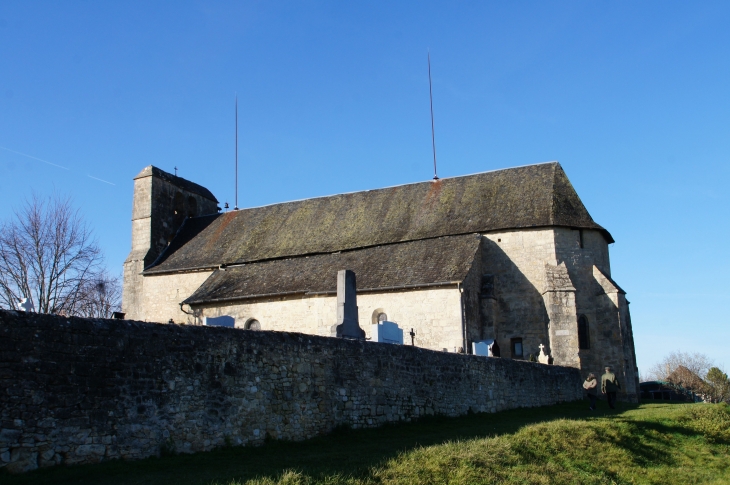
xmin=332 ymin=269 xmax=365 ymax=339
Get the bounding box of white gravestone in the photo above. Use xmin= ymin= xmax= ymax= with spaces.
xmin=18 ymin=298 xmax=35 ymax=312
xmin=371 ymin=320 xmax=403 ymax=344
xmin=538 ymin=343 xmax=551 ymax=364
xmin=472 ymin=339 xmax=496 ymax=357
xmin=204 ymin=315 xmax=235 ymax=328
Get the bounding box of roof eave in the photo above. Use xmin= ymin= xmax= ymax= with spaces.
xmin=183 ymin=280 xmax=463 ymax=306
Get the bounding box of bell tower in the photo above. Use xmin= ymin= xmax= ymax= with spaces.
xmin=122 ymin=166 xmax=218 ymax=320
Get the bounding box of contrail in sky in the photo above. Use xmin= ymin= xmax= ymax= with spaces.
xmin=87 ymin=175 xmax=115 ymax=186
xmin=1 ymin=145 xmax=116 ymax=186
xmin=0 ymin=145 xmax=70 ymax=170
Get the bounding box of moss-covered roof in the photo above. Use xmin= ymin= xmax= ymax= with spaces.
xmin=147 ymin=162 xmax=611 ymax=274
xmin=183 ymin=234 xmax=481 ymax=305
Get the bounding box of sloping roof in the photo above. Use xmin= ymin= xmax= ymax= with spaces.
xmin=135 ymin=166 xmax=219 ymax=202
xmin=147 ymin=162 xmax=611 ymax=274
xmin=183 ymin=234 xmax=481 ymax=305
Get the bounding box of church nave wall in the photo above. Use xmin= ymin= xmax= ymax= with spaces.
xmin=139 ymin=271 xmax=215 ymax=324
xmin=194 ymin=287 xmax=464 ymax=352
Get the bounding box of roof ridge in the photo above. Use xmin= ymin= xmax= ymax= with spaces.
xmin=228 ymin=161 xmax=561 ymax=213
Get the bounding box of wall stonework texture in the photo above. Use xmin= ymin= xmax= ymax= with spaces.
xmin=0 ymin=311 xmax=582 ymax=473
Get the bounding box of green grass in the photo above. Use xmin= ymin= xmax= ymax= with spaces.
xmin=3 ymin=401 xmax=729 ymax=485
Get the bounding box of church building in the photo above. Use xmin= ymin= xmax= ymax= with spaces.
xmin=122 ymin=162 xmax=639 ymax=401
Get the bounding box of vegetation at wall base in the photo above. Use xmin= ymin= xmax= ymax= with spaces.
xmin=2 ymin=402 xmax=729 ymax=485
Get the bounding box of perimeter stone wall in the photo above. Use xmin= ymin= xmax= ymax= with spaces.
xmin=0 ymin=310 xmax=582 ymax=473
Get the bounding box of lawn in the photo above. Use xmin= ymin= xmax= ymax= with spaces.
xmin=2 ymin=401 xmax=729 ymax=485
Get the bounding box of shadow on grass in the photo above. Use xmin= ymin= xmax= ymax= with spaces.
xmin=591 ymin=419 xmax=691 ymax=467
xmin=0 ymin=400 xmax=705 ymax=485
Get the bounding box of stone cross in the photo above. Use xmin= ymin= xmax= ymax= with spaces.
xmin=18 ymin=298 xmax=34 ymax=312
xmin=332 ymin=270 xmax=365 ymax=339
xmin=538 ymin=343 xmax=551 ymax=364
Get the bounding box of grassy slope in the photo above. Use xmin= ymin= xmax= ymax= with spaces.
xmin=2 ymin=402 xmax=729 ymax=485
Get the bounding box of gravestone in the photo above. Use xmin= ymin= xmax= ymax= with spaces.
xmin=538 ymin=343 xmax=551 ymax=364
xmin=472 ymin=339 xmax=496 ymax=357
xmin=371 ymin=320 xmax=403 ymax=344
xmin=331 ymin=269 xmax=365 ymax=339
xmin=204 ymin=315 xmax=235 ymax=328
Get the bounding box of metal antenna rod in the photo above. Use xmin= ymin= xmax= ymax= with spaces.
xmin=235 ymin=94 xmax=238 ymax=210
xmin=428 ymin=51 xmax=439 ymax=181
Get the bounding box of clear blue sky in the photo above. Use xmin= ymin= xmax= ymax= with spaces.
xmin=1 ymin=2 xmax=728 ymax=375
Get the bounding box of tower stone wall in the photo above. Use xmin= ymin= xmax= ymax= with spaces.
xmin=122 ymin=167 xmax=218 ymax=320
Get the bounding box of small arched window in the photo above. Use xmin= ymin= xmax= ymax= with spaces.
xmin=371 ymin=308 xmax=388 ymax=325
xmin=245 ymin=319 xmax=261 ymax=330
xmin=187 ymin=196 xmax=198 ymax=218
xmin=578 ymin=315 xmax=590 ymax=349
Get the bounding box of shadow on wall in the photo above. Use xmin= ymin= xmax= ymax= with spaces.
xmin=479 ymin=236 xmax=550 ymax=360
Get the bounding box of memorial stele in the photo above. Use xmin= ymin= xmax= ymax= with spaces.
xmin=122 ymin=162 xmax=640 ymax=401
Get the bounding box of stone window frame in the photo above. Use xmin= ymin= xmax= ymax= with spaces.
xmin=578 ymin=315 xmax=590 ymax=349
xmin=371 ymin=308 xmax=388 ymax=325
xmin=510 ymin=338 xmax=523 ymax=359
xmin=244 ymin=318 xmax=261 ymax=330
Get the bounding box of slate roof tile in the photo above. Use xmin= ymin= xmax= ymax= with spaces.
xmin=148 ymin=162 xmax=610 ymax=274
xmin=183 ymin=234 xmax=481 ymax=305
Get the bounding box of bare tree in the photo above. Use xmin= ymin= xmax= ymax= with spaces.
xmin=75 ymin=272 xmax=122 ymax=318
xmin=646 ymin=351 xmax=715 ymax=384
xmin=0 ymin=194 xmax=105 ymax=315
xmin=646 ymin=350 xmax=718 ymax=400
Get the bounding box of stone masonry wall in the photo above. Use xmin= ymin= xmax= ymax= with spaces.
xmin=138 ymin=275 xmax=464 ymax=353
xmin=480 ymin=229 xmax=557 ymax=359
xmin=141 ymin=271 xmax=214 ymax=324
xmin=478 ymin=228 xmax=638 ymax=400
xmin=0 ymin=310 xmax=582 ymax=473
xmin=123 ymin=168 xmax=218 ymax=322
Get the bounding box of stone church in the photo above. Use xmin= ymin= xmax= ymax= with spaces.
xmin=123 ymin=162 xmax=639 ymax=400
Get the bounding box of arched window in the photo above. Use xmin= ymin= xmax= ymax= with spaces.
xmin=172 ymin=192 xmax=185 ymax=227
xmin=578 ymin=315 xmax=590 ymax=349
xmin=371 ymin=308 xmax=388 ymax=325
xmin=245 ymin=319 xmax=261 ymax=330
xmin=186 ymin=196 xmax=197 ymax=218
